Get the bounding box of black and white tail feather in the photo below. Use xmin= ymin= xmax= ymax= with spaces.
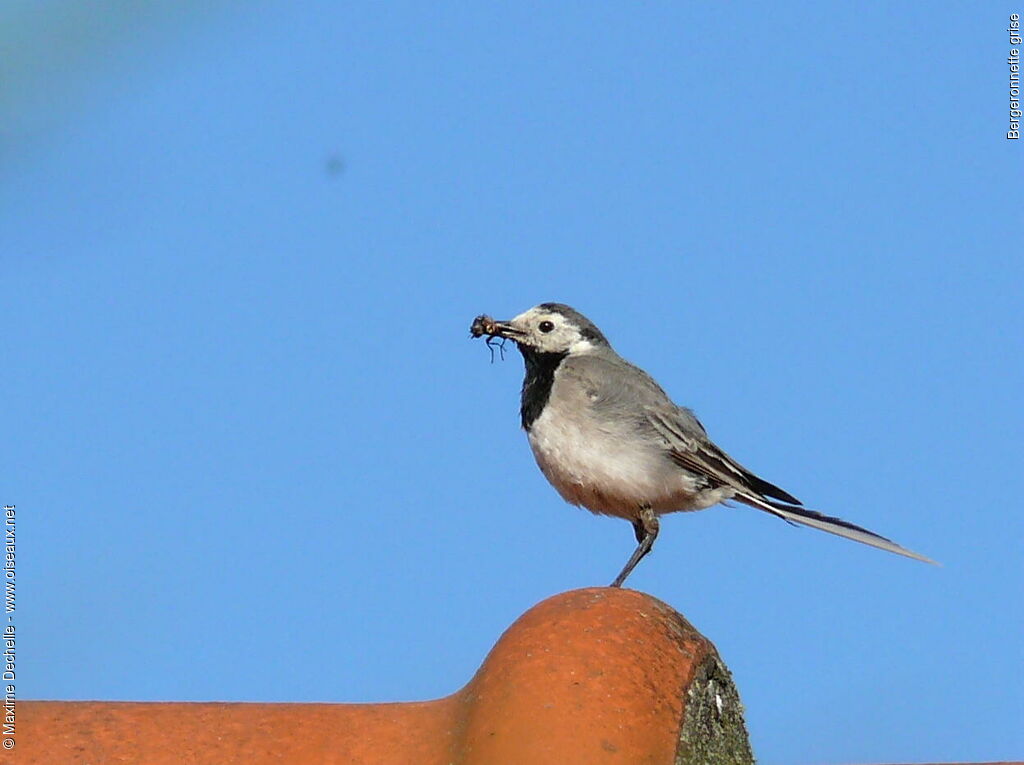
xmin=739 ymin=493 xmax=936 ymax=564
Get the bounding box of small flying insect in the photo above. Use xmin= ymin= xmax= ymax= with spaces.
xmin=470 ymin=314 xmax=509 ymax=362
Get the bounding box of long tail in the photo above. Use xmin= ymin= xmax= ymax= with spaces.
xmin=738 ymin=494 xmax=937 ymax=564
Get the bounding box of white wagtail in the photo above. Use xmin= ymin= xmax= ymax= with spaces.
xmin=471 ymin=303 xmax=933 ymax=587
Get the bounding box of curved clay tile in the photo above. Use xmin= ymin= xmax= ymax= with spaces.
xmin=19 ymin=587 xmax=752 ymax=764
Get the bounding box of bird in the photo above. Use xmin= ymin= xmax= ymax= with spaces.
xmin=470 ymin=303 xmax=934 ymax=587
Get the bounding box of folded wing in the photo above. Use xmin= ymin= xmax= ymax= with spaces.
xmin=645 ymin=407 xmax=935 ymax=564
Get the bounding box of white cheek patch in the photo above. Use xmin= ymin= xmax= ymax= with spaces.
xmin=568 ymin=338 xmax=596 ymax=354
xmin=512 ymin=309 xmax=541 ymax=324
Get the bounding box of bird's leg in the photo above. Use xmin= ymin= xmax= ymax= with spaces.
xmin=632 ymin=517 xmax=647 ymax=544
xmin=610 ymin=506 xmax=659 ymax=588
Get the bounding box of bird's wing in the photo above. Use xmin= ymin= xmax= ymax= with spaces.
xmin=566 ymin=354 xmax=795 ymax=502
xmin=645 ymin=400 xmax=936 ymax=564
xmin=645 ymin=407 xmax=802 ymax=505
xmin=563 ymin=353 xmax=934 ymax=563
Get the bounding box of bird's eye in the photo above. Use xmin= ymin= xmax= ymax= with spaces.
xmin=539 ymin=320 xmax=555 ymax=333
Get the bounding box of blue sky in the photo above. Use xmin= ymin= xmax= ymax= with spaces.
xmin=4 ymin=2 xmax=1022 ymax=763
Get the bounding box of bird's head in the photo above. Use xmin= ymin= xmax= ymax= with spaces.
xmin=471 ymin=303 xmax=609 ymax=357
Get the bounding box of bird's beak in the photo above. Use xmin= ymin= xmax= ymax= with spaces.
xmin=470 ymin=315 xmax=525 ymax=340
xmin=490 ymin=320 xmax=524 ymax=339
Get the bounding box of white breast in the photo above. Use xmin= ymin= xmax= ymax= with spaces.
xmin=526 ymin=403 xmax=717 ymax=519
